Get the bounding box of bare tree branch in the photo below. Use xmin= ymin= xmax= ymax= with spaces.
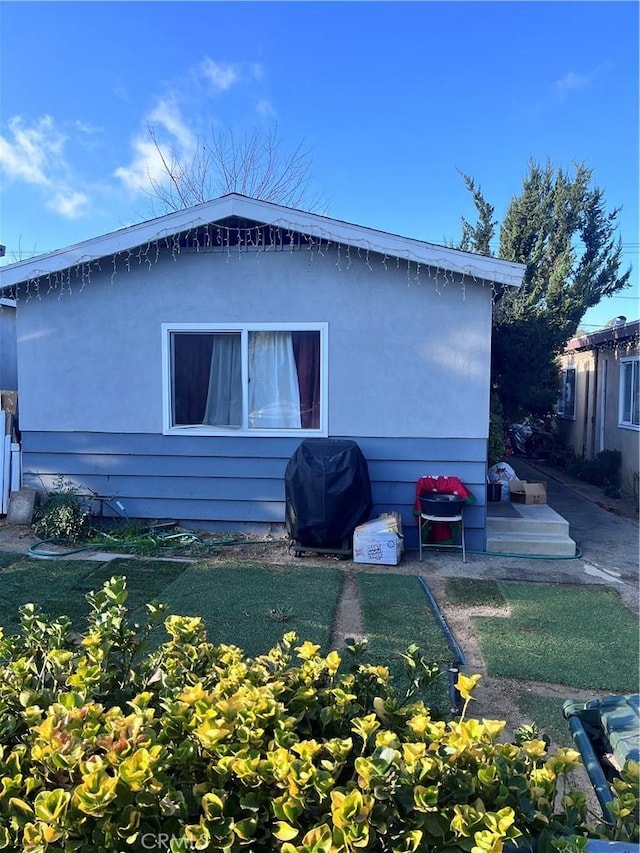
xmin=142 ymin=124 xmax=325 ymax=214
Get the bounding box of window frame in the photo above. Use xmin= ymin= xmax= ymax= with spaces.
xmin=557 ymin=367 xmax=576 ymax=420
xmin=162 ymin=322 xmax=329 ymax=437
xmin=618 ymin=356 xmax=639 ymax=430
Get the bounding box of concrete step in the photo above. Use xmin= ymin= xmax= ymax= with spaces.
xmin=486 ymin=504 xmax=570 ymax=536
xmin=486 ymin=531 xmax=577 ymax=557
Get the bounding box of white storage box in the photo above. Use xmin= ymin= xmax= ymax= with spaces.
xmin=353 ymin=528 xmax=403 ymax=565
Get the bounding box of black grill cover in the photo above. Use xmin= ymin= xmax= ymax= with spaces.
xmin=285 ymin=439 xmax=373 ymax=548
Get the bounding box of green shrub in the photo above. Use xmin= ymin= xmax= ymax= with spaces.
xmin=0 ymin=577 xmax=637 ymax=852
xmin=33 ymin=476 xmax=91 ymax=542
xmin=488 ymin=391 xmax=507 ymax=467
xmin=570 ymin=450 xmax=622 ymax=497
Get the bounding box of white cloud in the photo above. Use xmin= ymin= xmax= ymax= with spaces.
xmin=553 ymin=70 xmax=593 ymax=100
xmin=148 ymin=96 xmax=196 ymax=152
xmin=48 ymin=189 xmax=89 ymax=219
xmin=74 ymin=120 xmax=103 ymax=136
xmin=200 ymin=58 xmax=239 ymax=92
xmin=113 ymin=136 xmax=171 ymax=192
xmin=114 ymin=96 xmax=196 ymax=193
xmin=256 ymin=98 xmax=276 ymax=118
xmin=0 ymin=115 xmax=64 ymax=186
xmin=0 ymin=115 xmax=94 ymax=220
xmin=114 ymin=57 xmax=274 ymax=196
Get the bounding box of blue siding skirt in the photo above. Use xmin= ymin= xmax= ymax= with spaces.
xmin=21 ymin=432 xmax=488 ymax=551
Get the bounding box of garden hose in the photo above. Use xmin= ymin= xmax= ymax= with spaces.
xmin=28 ymin=539 xmax=98 ymax=559
xmin=417 ymin=575 xmax=465 ymax=666
xmin=417 ymin=575 xmax=465 ymax=715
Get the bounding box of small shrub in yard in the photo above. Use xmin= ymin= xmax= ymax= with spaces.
xmin=0 ymin=577 xmax=637 ymax=852
xmin=33 ymin=476 xmax=91 ymax=542
xmin=568 ymin=450 xmax=623 ymax=498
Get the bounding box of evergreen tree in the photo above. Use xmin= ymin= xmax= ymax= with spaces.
xmin=457 ymin=161 xmax=631 ymax=418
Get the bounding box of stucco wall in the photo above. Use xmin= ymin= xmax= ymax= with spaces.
xmin=15 ymin=245 xmax=495 ymax=548
xmin=558 ymin=342 xmax=639 ymax=494
xmin=15 ymin=246 xmax=492 ymax=438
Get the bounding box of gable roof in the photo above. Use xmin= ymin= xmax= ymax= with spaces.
xmin=0 ymin=193 xmax=525 ymax=291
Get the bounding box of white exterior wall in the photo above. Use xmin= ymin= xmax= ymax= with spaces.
xmin=16 ymin=246 xmax=492 ymax=440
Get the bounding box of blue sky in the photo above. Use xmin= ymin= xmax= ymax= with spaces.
xmin=1 ymin=0 xmax=637 ymax=330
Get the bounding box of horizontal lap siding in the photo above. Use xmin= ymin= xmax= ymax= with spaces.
xmin=21 ymin=432 xmax=488 ymax=550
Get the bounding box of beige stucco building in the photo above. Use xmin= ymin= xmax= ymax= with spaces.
xmin=557 ymin=319 xmax=639 ymax=497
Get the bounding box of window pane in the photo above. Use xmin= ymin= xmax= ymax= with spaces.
xmin=204 ymin=333 xmax=242 ymax=427
xmin=172 ymin=332 xmax=242 ymax=427
xmin=292 ymin=331 xmax=321 ymax=429
xmin=558 ymin=368 xmax=575 ymax=418
xmin=248 ymin=331 xmax=302 ymax=429
xmin=622 ymin=362 xmax=633 ymax=423
xmin=247 ymin=330 xmax=321 ymax=430
xmin=564 ymin=369 xmax=575 ymax=419
xmin=169 ymin=327 xmax=322 ymax=432
xmin=632 ymin=362 xmax=639 ymax=426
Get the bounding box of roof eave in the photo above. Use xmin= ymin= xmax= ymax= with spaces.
xmin=0 ymin=193 xmax=526 ymax=291
xmin=566 ymin=319 xmax=640 ymax=351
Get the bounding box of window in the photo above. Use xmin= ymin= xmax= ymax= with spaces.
xmin=162 ymin=323 xmax=327 ymax=435
xmin=557 ymin=367 xmax=576 ymax=419
xmin=619 ymin=357 xmax=639 ymax=429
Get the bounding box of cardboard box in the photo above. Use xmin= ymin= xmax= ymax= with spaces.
xmin=509 ymin=479 xmax=547 ymax=505
xmin=376 ymin=510 xmax=403 ymax=532
xmin=356 ymin=512 xmax=402 ymax=535
xmin=353 ymin=527 xmax=403 ymax=565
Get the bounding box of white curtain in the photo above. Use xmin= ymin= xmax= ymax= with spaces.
xmin=248 ymin=331 xmax=301 ymax=428
xmin=203 ymin=334 xmax=242 ymax=427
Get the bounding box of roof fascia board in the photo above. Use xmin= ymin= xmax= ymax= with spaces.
xmin=1 ymin=193 xmax=525 ymax=290
xmin=230 ymin=196 xmax=525 ymax=288
xmin=566 ymin=320 xmax=640 ymax=351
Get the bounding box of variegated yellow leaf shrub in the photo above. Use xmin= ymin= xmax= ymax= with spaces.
xmin=0 ymin=576 xmax=636 ymax=852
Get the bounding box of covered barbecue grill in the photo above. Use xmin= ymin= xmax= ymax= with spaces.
xmin=285 ymin=439 xmax=373 ymax=556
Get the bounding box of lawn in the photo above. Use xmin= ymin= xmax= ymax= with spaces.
xmin=0 ymin=553 xmax=343 ymax=659
xmin=157 ymin=562 xmax=343 ymax=656
xmin=0 ymin=556 xmax=189 ymax=632
xmin=358 ymin=573 xmax=457 ymax=667
xmin=357 ymin=573 xmax=459 ymax=713
xmin=0 ymin=553 xmax=457 ymax=707
xmin=2 ymin=552 xmax=636 ymax=718
xmin=446 ymin=578 xmax=639 ymax=694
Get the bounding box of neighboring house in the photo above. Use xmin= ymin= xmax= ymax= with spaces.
xmin=0 ymin=297 xmax=17 ymax=391
xmin=0 ymin=194 xmax=525 ymax=548
xmin=557 ymin=319 xmax=640 ymax=496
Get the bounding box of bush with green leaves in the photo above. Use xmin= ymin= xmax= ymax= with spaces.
xmin=33 ymin=476 xmax=91 ymax=542
xmin=568 ymin=450 xmax=622 ymax=498
xmin=0 ymin=576 xmax=637 ymax=852
xmin=488 ymin=391 xmax=507 ymax=468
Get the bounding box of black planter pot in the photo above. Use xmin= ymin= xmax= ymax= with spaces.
xmin=419 ymin=494 xmax=465 ymax=517
xmin=487 ymin=483 xmax=502 ymax=502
